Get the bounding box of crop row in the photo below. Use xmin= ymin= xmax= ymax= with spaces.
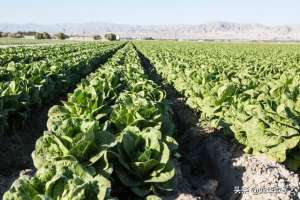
xmin=136 ymin=41 xmax=300 ymax=170
xmin=4 ymin=43 xmax=178 ymax=199
xmin=0 ymin=43 xmax=116 ymax=82
xmin=0 ymin=43 xmax=99 ymax=66
xmin=0 ymin=42 xmax=123 ymax=135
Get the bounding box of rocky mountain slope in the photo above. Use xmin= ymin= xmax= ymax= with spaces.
xmin=1 ymin=21 xmax=300 ymax=41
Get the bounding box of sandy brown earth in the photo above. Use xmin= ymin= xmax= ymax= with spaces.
xmin=168 ymin=98 xmax=300 ymax=200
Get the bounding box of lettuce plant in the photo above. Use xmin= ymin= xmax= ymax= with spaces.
xmin=115 ymin=126 xmax=175 ymax=197
xmin=4 ymin=157 xmax=114 ymax=200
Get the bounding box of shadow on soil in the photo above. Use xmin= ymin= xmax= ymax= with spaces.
xmin=135 ymin=45 xmax=246 ymax=200
xmin=0 ymin=46 xmax=124 ymax=198
xmin=0 ymin=45 xmax=247 ymax=199
xmin=0 ymin=101 xmax=56 ymax=197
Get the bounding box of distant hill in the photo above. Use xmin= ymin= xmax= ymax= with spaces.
xmin=1 ymin=21 xmax=300 ymax=41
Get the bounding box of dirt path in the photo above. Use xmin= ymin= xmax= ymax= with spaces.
xmin=135 ymin=45 xmax=300 ymax=200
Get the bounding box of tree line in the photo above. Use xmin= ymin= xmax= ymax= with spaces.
xmin=0 ymin=31 xmax=118 ymax=41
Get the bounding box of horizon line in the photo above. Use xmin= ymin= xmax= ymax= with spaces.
xmin=0 ymin=21 xmax=299 ymax=27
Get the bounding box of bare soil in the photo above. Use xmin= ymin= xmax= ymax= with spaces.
xmin=0 ymin=103 xmax=53 ymax=197
xmin=135 ymin=46 xmax=300 ymax=200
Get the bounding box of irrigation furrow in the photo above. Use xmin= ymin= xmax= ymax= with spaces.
xmin=134 ymin=44 xmax=300 ymax=200
xmin=0 ymin=43 xmax=126 ymax=198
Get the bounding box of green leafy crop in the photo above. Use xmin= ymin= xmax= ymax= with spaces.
xmin=4 ymin=43 xmax=177 ymax=199
xmin=136 ymin=41 xmax=300 ymax=170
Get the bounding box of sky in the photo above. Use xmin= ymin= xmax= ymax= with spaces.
xmin=0 ymin=0 xmax=299 ymax=25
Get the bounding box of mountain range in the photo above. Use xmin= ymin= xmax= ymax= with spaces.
xmin=1 ymin=21 xmax=300 ymax=41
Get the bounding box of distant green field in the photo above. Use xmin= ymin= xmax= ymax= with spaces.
xmin=0 ymin=37 xmax=79 ymax=46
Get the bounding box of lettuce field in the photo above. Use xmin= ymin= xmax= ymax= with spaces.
xmin=1 ymin=41 xmax=300 ymax=199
